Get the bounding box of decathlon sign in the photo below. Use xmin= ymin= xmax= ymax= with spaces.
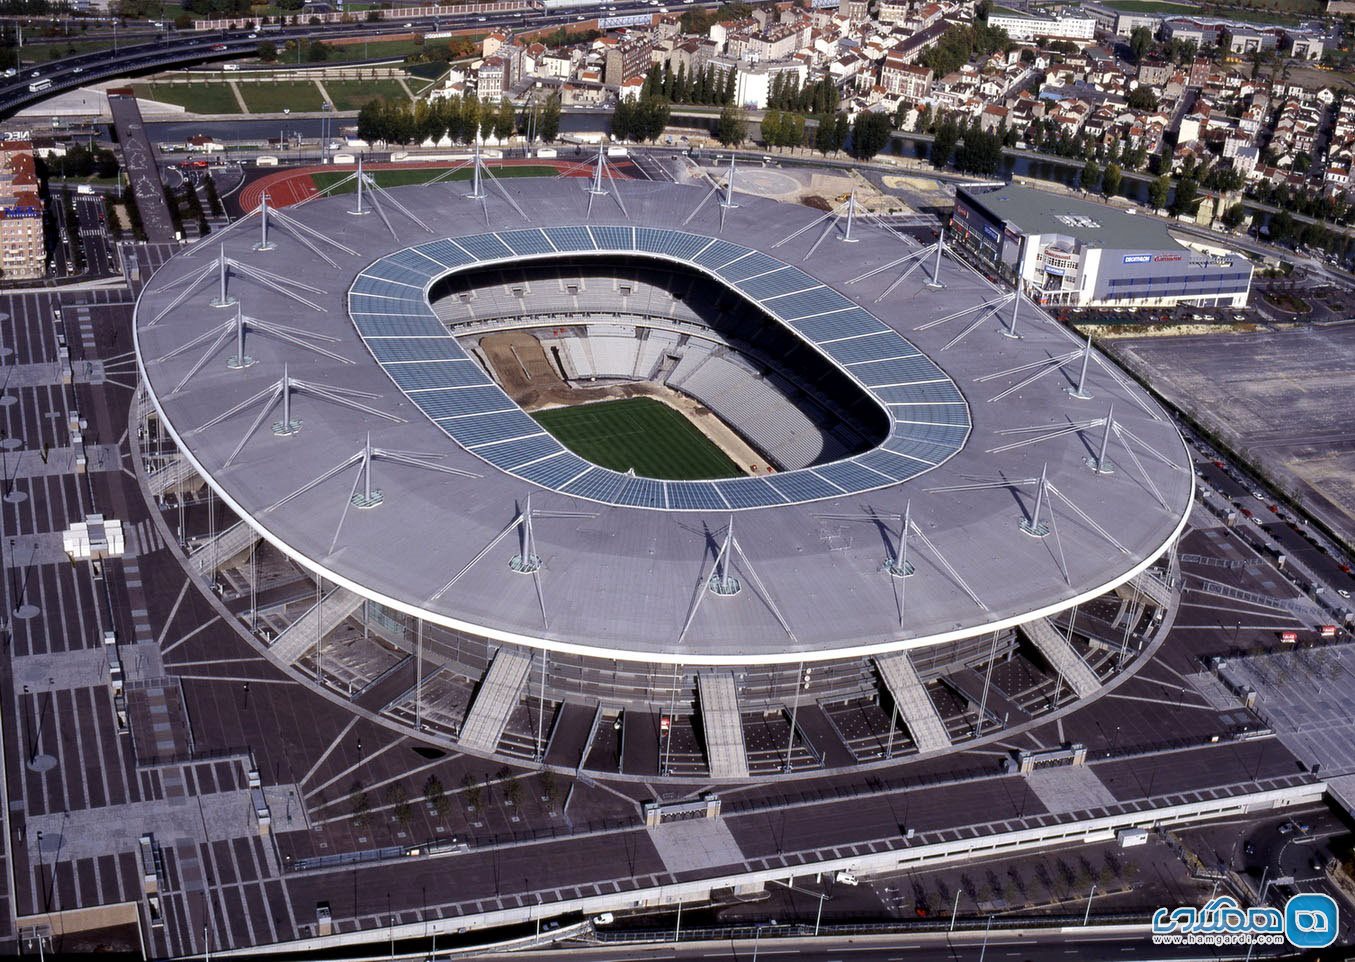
xmin=1123 ymin=253 xmax=1152 ymax=264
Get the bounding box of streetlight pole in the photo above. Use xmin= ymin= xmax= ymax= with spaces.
xmin=977 ymin=916 xmax=994 ymax=962
xmin=751 ymin=925 xmax=764 ymax=962
xmin=949 ymin=889 xmax=962 ymax=931
xmin=1083 ymin=881 xmax=1096 ymax=926
xmin=814 ymin=892 xmax=826 ymax=936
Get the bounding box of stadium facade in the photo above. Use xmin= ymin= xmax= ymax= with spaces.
xmin=951 ymin=184 xmax=1253 ymax=309
xmin=134 ymin=173 xmax=1191 ymax=780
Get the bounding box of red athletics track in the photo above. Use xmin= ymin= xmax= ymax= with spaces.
xmin=236 ymin=158 xmax=632 ymax=213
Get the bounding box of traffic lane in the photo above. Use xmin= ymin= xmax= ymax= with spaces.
xmin=283 ymin=829 xmax=669 ymax=927
xmin=725 ymin=776 xmax=1046 ymax=859
xmin=1258 ymin=521 xmax=1353 ymax=592
xmin=479 ymin=929 xmax=1270 ymax=962
xmin=1196 ymin=461 xmax=1351 ymax=592
xmin=75 ymin=196 xmax=113 ymax=277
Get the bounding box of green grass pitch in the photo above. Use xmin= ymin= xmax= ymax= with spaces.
xmin=531 ymin=397 xmax=743 ymax=481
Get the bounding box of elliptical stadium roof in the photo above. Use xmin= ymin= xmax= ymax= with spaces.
xmin=134 ymin=176 xmax=1192 ymax=665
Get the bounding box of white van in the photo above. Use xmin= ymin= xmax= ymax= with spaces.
xmin=536 ymin=147 xmax=557 ymax=158
xmin=255 ymin=155 xmax=279 ymax=166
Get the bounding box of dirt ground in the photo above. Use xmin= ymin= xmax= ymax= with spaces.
xmin=476 ymin=330 xmax=774 ymax=475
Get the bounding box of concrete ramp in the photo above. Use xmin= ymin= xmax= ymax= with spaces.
xmin=459 ymin=648 xmax=533 ymax=753
xmin=1021 ymin=616 xmax=1100 ymax=698
xmin=875 ymin=653 xmax=951 ymax=753
xmin=188 ymin=521 xmax=261 ymax=573
xmin=269 ymin=587 xmax=364 ymax=666
xmin=697 ymin=673 xmax=749 ymax=779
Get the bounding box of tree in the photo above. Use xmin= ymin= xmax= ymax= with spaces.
xmin=1127 ymin=86 xmax=1158 ymax=111
xmin=424 ymin=774 xmax=448 ymax=816
xmin=849 ymin=112 xmax=893 ymax=160
xmin=716 ymin=104 xmax=747 ymax=146
xmin=493 ymin=97 xmax=515 ymax=141
xmin=931 ymin=117 xmax=961 ymax=168
xmin=1129 ymin=26 xmax=1153 ymax=62
xmin=1148 ymin=174 xmax=1170 ymax=211
xmin=1102 ymin=161 xmax=1122 ymax=197
xmin=257 ymin=41 xmax=277 ymax=63
xmin=351 ymin=790 xmax=371 ymax=827
xmin=1079 ymin=159 xmax=1101 ymax=192
xmin=1170 ymin=177 xmax=1198 ymax=217
xmin=305 ymin=38 xmax=328 ymax=62
xmin=461 ymin=772 xmax=482 ymax=810
xmin=537 ymin=93 xmax=561 ymax=143
xmin=1221 ymin=202 xmax=1246 ymax=229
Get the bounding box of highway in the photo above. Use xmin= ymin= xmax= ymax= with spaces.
xmin=468 ymin=927 xmax=1287 ymax=961
xmin=0 ymin=1 xmax=703 ymax=120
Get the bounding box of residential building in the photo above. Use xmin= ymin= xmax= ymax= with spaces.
xmin=0 ymin=142 xmax=44 ymax=281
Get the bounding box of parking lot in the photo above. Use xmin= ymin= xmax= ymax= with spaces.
xmin=1107 ymin=322 xmax=1355 ymax=552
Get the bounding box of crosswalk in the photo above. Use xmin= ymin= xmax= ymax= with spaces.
xmin=124 ymin=517 xmax=170 ymax=557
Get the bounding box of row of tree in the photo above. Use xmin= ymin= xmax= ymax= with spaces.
xmin=356 ymin=93 xmax=560 ymax=146
xmin=640 ymin=62 xmax=736 ymax=106
xmin=611 ymin=96 xmax=672 ymax=143
xmin=766 ymin=74 xmax=840 ymax=116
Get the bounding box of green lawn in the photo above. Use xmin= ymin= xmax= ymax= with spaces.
xmin=323 ymin=39 xmax=428 ymax=63
xmin=311 ymin=165 xmax=557 ymax=192
xmin=322 ymin=78 xmax=409 ymax=111
xmin=1102 ymin=0 xmax=1198 ymax=11
xmin=133 ymin=82 xmax=241 ymax=114
xmin=532 ymin=397 xmax=742 ymax=481
xmin=22 ymin=38 xmax=120 ymax=65
xmin=239 ymin=80 xmax=327 ymax=113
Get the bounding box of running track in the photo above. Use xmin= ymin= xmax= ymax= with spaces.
xmin=237 ymin=158 xmax=634 ymax=212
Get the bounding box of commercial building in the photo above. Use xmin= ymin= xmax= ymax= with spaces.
xmin=950 ymin=184 xmax=1252 ymax=308
xmin=0 ymin=141 xmax=44 ymax=281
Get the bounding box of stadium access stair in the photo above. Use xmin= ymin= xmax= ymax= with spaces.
xmin=268 ymin=587 xmax=364 ymax=666
xmin=459 ymin=648 xmax=534 ymax=753
xmin=187 ymin=521 xmax=261 ymax=574
xmin=873 ymin=653 xmax=951 ymax=753
xmin=697 ymin=672 xmax=750 ymax=779
xmin=1019 ymin=616 xmax=1100 ymax=698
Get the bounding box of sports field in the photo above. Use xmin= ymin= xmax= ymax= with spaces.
xmin=531 ymin=397 xmax=743 ymax=481
xmin=310 ymin=165 xmax=557 ymax=193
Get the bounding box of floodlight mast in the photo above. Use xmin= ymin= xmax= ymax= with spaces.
xmin=720 ymin=153 xmax=738 ymax=210
xmin=925 ymin=228 xmax=946 ymax=288
xmin=842 ymin=191 xmax=858 ymax=243
xmin=210 ymin=248 xmax=235 ymax=308
xmin=709 ymin=516 xmax=741 ymax=595
xmin=883 ymin=500 xmax=915 ymax=578
xmin=254 ymin=193 xmax=275 ymax=251
xmin=468 ymin=141 xmax=485 ymax=200
xmin=1067 ymin=334 xmax=1094 ymax=399
xmin=1020 ymin=463 xmax=1050 ymax=537
xmin=588 ymin=143 xmax=607 ymax=196
xmin=1001 ymin=236 xmax=1026 ymax=338
xmin=1088 ymin=404 xmax=1115 ymax=474
xmin=226 ymin=304 xmax=253 ymax=370
xmin=352 ymin=157 xmax=366 ymax=215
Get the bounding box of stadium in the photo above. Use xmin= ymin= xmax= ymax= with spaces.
xmin=133 ymin=165 xmax=1192 ymax=781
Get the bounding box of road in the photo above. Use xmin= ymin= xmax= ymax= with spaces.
xmin=0 ymin=0 xmax=712 ymax=120
xmin=476 ymin=927 xmax=1288 ymax=961
xmin=74 ymin=194 xmax=115 ymax=278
